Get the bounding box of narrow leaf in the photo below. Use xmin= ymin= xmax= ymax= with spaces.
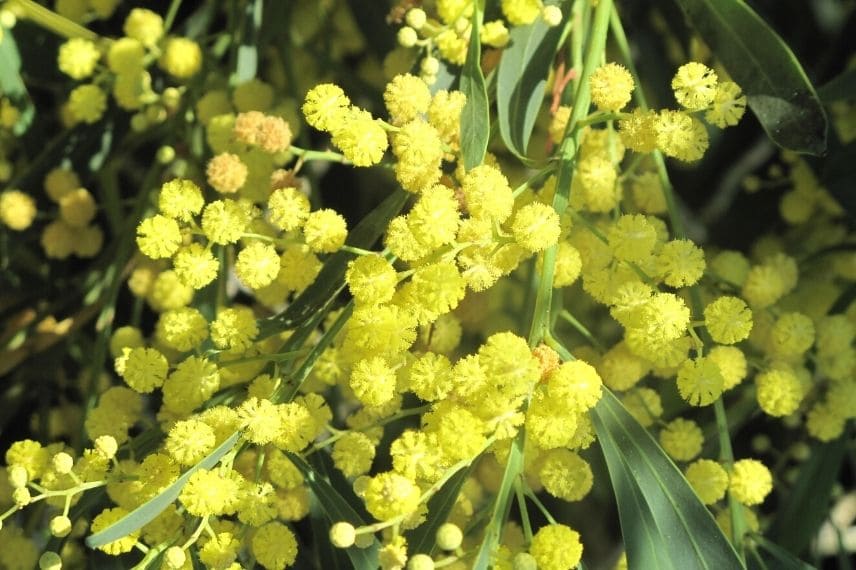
xmin=818 ymin=140 xmax=856 ymax=217
xmin=497 ymin=2 xmax=568 ymax=159
xmin=591 ymin=390 xmax=744 ymax=570
xmin=460 ymin=3 xmax=489 ymax=170
xmin=86 ymin=431 xmax=241 ymax=549
xmin=748 ymin=535 xmax=815 ymax=570
xmin=406 ymin=462 xmax=473 ymax=555
xmin=672 ymin=0 xmax=827 ymax=155
xmin=817 ymin=67 xmax=856 ymax=103
xmin=234 ymin=0 xmax=263 ymax=82
xmin=287 ymin=452 xmax=379 ymax=569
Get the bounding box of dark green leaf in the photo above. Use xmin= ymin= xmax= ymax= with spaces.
xmin=591 ymin=389 xmax=744 ymax=570
xmin=747 ymin=535 xmax=815 ymax=570
xmin=310 ymin=493 xmax=352 ymax=570
xmin=818 ymin=140 xmax=856 ymax=216
xmin=672 ymin=0 xmax=827 ymax=155
xmin=86 ymin=431 xmax=241 ymax=549
xmin=767 ymin=436 xmax=847 ymax=555
xmin=817 ymin=67 xmax=856 ymax=103
xmin=460 ymin=4 xmax=489 ymax=170
xmin=496 ymin=2 xmax=568 ymax=159
xmin=258 ymin=189 xmax=408 ymax=337
xmin=406 ymin=462 xmax=473 ymax=555
xmin=286 ymin=452 xmax=379 ymax=569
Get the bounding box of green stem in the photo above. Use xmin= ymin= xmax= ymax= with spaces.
xmin=290 ymin=145 xmax=348 ymax=163
xmin=515 ymin=479 xmax=534 ymax=544
xmin=558 ymin=310 xmax=606 ymax=352
xmin=12 ymin=0 xmax=98 ymax=40
xmin=523 ymin=485 xmax=558 ymax=525
xmin=163 ymin=0 xmax=184 ymax=33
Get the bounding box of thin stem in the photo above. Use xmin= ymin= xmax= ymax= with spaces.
xmin=290 ymin=145 xmax=348 ymax=163
xmin=515 ymin=479 xmax=534 ymax=544
xmin=12 ymin=0 xmax=98 ymax=40
xmin=559 ymin=310 xmax=606 ymax=352
xmin=523 ymin=486 xmax=558 ymax=524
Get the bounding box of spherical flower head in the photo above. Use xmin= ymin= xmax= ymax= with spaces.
xmin=676 ymin=357 xmax=724 ymax=407
xmin=302 ymin=83 xmax=350 ymax=132
xmin=123 ymin=8 xmax=164 ymax=46
xmin=44 ymin=167 xmax=81 ymax=203
xmin=303 ymin=208 xmax=348 ymax=253
xmin=233 ymin=78 xmax=274 ymax=112
xmin=659 ymin=418 xmax=703 ymax=462
xmin=672 ymin=62 xmax=718 ymax=111
xmin=607 ymin=214 xmax=657 ymax=263
xmin=40 ymin=219 xmax=78 ymax=258
xmin=755 ymin=366 xmax=803 ymax=417
xmin=51 ymin=451 xmax=74 ymax=475
xmin=631 ymin=172 xmax=667 ymax=214
xmin=407 ymin=351 xmax=455 ymax=401
xmin=589 ymin=62 xmax=635 ymax=112
xmin=706 ymin=81 xmax=747 ymax=128
xmin=538 ymin=449 xmax=593 ymax=502
xmin=479 ymin=331 xmax=542 ymax=398
xmin=68 ymin=84 xmax=107 ymax=124
xmin=173 ymin=243 xmax=219 ymax=289
xmin=201 ymin=199 xmax=249 ymax=245
xmin=550 ymin=242 xmax=582 ymax=287
xmin=350 ymin=356 xmax=397 ymax=406
xmin=0 ymin=190 xmax=36 ymax=231
xmin=236 ymin=241 xmax=281 ymax=289
xmin=364 ymin=471 xmax=421 ymax=521
xmin=136 ymin=214 xmax=182 ymax=259
xmin=94 ymin=435 xmax=119 ymax=459
xmin=436 ymin=0 xmax=472 ymax=24
xmin=268 ymin=187 xmax=310 ymax=232
xmin=710 ymin=250 xmax=750 ymax=286
xmin=655 ymin=110 xmax=709 ymax=162
xmin=769 ymin=312 xmax=815 ymax=358
xmin=408 ymin=184 xmax=461 ymax=250
xmin=529 ymin=524 xmax=583 ymax=570
xmin=234 ymin=397 xmax=281 ymax=445
xmin=277 ymin=244 xmax=322 ymax=292
xmin=384 ymin=73 xmax=431 ymax=125
xmin=435 ymin=523 xmax=463 ymax=551
xmin=158 ymin=178 xmax=204 ymax=222
xmin=332 ymin=431 xmax=376 ymax=477
xmin=107 ymin=37 xmax=145 ymax=74
xmin=179 ymin=468 xmax=240 ymax=516
xmin=729 ymin=458 xmax=772 ymax=506
xmin=49 ymin=515 xmax=72 ymax=538
xmin=501 ymin=0 xmax=541 ymax=26
xmin=156 ymin=307 xmax=209 ymax=352
xmin=685 ymin=459 xmax=728 ymax=504
xmin=162 ymin=356 xmax=221 ymax=415
xmin=462 ymin=164 xmax=514 ymax=223
xmin=120 ymin=347 xmax=168 ymax=393
xmin=331 ymin=108 xmax=389 ymax=167
xmin=165 ymin=419 xmax=215 ymax=465
xmin=577 ymin=155 xmax=619 ymax=212
xmin=210 ymin=306 xmax=258 ymax=351
xmin=159 ymin=37 xmax=202 ymax=79
xmin=252 ymin=521 xmax=298 ymax=569
xmin=807 ymin=401 xmax=846 ymax=442
xmin=392 ymin=119 xmax=444 ymax=192
xmin=707 ymin=345 xmax=747 ymax=390
xmin=329 ymin=522 xmax=356 ymax=548
xmin=206 ymin=152 xmax=247 ymax=194
xmin=346 ymin=254 xmax=398 ymax=306
xmin=704 ymin=296 xmax=753 ymax=345
xmin=547 ymin=360 xmax=603 ymax=411
xmin=58 ymin=38 xmax=100 ymax=80
xmin=632 ymin=293 xmax=691 ymax=342
xmin=656 ymin=239 xmax=705 ymax=287
xmin=199 ymin=532 xmax=240 ymax=569
xmin=91 ymin=507 xmax=140 ymax=554
xmin=511 ymin=202 xmax=561 ymax=252
xmin=59 ymin=187 xmax=96 ymax=227
xmin=428 ymin=90 xmax=467 ymax=149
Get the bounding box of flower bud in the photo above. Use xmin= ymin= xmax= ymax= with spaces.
xmin=398 ymin=26 xmax=418 ymax=48
xmin=329 ymin=521 xmax=356 ymax=548
xmin=435 ymin=523 xmax=463 ymax=550
xmin=52 ymin=452 xmax=74 ymax=475
xmin=405 ymin=8 xmax=427 ymax=29
xmin=165 ymin=546 xmax=187 ymax=569
xmin=95 ymin=435 xmax=118 ymax=459
xmin=39 ymin=552 xmax=62 ymax=570
xmin=8 ymin=464 xmax=28 ymax=488
xmin=12 ymin=486 xmax=31 ymax=507
xmin=542 ymin=5 xmax=563 ymax=27
xmin=50 ymin=515 xmax=72 ymax=538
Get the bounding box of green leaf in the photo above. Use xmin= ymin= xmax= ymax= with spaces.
xmin=286 ymin=452 xmax=379 ymax=569
xmin=747 ymin=535 xmax=815 ymax=570
xmin=86 ymin=431 xmax=241 ymax=549
xmin=406 ymin=462 xmax=474 ymax=555
xmin=233 ymin=0 xmax=263 ymax=82
xmin=818 ymin=140 xmax=856 ymax=217
xmin=496 ymin=2 xmax=568 ymax=159
xmin=672 ymin=0 xmax=827 ymax=155
xmin=0 ymin=29 xmax=33 ymax=135
xmin=258 ymin=189 xmax=408 ymax=338
xmin=472 ymin=432 xmax=524 ymax=569
xmin=591 ymin=390 xmax=744 ymax=570
xmin=460 ymin=3 xmax=489 ymax=171
xmin=766 ymin=435 xmax=847 ymax=555
xmin=817 ymin=67 xmax=856 ymax=103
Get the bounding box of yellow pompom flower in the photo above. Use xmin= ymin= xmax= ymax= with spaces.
xmin=268 ymin=187 xmax=310 ymax=232
xmin=529 ymin=524 xmax=583 ymax=570
xmin=302 ymin=83 xmax=350 ymax=132
xmin=619 ymin=108 xmax=658 ymax=153
xmin=59 ymin=187 xmax=96 ymax=227
xmin=538 ymin=449 xmax=593 ymax=502
xmin=607 ymin=214 xmax=657 ymax=263
xmin=729 ymin=459 xmax=772 ymax=506
xmin=511 ymin=202 xmax=561 ymax=252
xmin=165 ymin=419 xmax=215 ymax=465
xmin=577 ymin=155 xmax=619 ymax=212
xmin=332 ymin=432 xmax=376 ymax=477
xmin=107 ymin=37 xmax=145 ymax=74
xmin=349 ymin=356 xmax=397 ymax=406
xmin=707 ymin=345 xmax=748 ymax=390
xmin=252 ymin=522 xmax=298 ymax=569
xmin=769 ymin=312 xmax=815 ymax=358
xmin=207 ymin=152 xmax=247 ymax=194
xmin=704 ymin=296 xmax=753 ymax=345
xmin=331 ymin=108 xmax=389 ymax=167
xmin=162 ymin=356 xmax=221 ymax=415
xmin=90 ymin=508 xmax=139 ymax=554
xmin=236 ymin=241 xmax=281 ymax=289
xmin=655 ymin=110 xmax=709 ymax=162
xmin=659 ymin=418 xmax=704 ymax=462
xmin=158 ymin=179 xmax=204 ymax=222
xmin=159 ymin=37 xmax=203 ymax=79
xmin=408 ymin=352 xmax=455 ymax=401
xmin=501 ymin=0 xmax=542 ymax=26
xmin=408 ymin=184 xmax=461 ymax=250
xmin=672 ymin=62 xmax=718 ymax=111
xmin=277 ymin=244 xmax=322 ymax=292
xmin=210 ymin=306 xmax=258 ymax=352
xmin=384 ymin=73 xmax=431 ymax=125
xmin=806 ymin=401 xmax=846 ymax=442
xmin=755 ymin=367 xmax=803 ymax=417
xmin=155 ymin=307 xmax=209 ymax=351
xmin=68 ymin=84 xmax=107 ymax=124
xmin=123 ymin=8 xmax=164 ymax=46
xmin=589 ymin=62 xmax=635 ymax=112
xmin=120 ymin=347 xmax=168 ymax=393
xmin=303 ymin=208 xmax=348 ymax=253
xmin=173 ymin=244 xmax=219 ymax=289
xmin=179 ymin=468 xmax=240 ymax=517
xmin=462 ymin=164 xmax=514 ymax=222
xmin=706 ymin=81 xmax=747 ymax=128
xmin=429 ymin=90 xmax=467 ymax=149
xmin=346 ymin=254 xmax=398 ymax=306
xmin=364 ymin=471 xmax=421 ymax=521
xmin=685 ymin=459 xmax=728 ymax=505
xmin=547 ymin=360 xmax=603 ymax=411
xmin=237 ymin=397 xmax=282 ymax=445
xmin=0 ymin=190 xmax=37 ymax=231
xmin=392 ymin=119 xmax=444 ymax=192
xmin=44 ymin=167 xmax=81 ymax=203
xmin=656 ymin=239 xmax=705 ymax=287
xmin=676 ymin=357 xmax=724 ymax=407
xmin=201 ymin=199 xmax=249 ymax=245
xmin=136 ymin=214 xmax=182 ymax=259
xmin=58 ymin=38 xmax=100 ymax=80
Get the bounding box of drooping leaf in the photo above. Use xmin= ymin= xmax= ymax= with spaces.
xmin=766 ymin=435 xmax=847 ymax=555
xmin=817 ymin=67 xmax=856 ymax=103
xmin=406 ymin=462 xmax=474 ymax=555
xmin=86 ymin=431 xmax=241 ymax=549
xmin=286 ymin=452 xmax=379 ymax=569
xmin=496 ymin=2 xmax=568 ymax=159
xmin=591 ymin=390 xmax=744 ymax=570
xmin=672 ymin=0 xmax=827 ymax=155
xmin=460 ymin=2 xmax=489 ymax=170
